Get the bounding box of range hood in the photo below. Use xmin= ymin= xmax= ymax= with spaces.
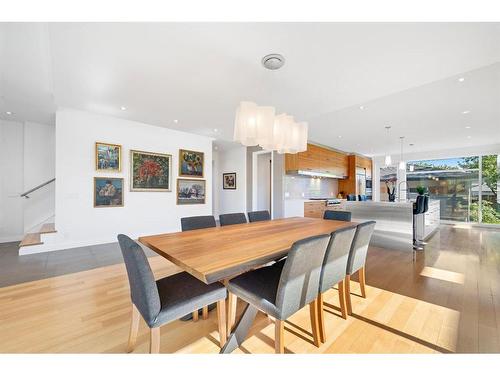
xmin=297 ymin=170 xmax=346 ymax=179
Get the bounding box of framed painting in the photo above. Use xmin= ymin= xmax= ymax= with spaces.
xmin=130 ymin=150 xmax=172 ymax=192
xmin=179 ymin=149 xmax=204 ymax=178
xmin=223 ymin=173 xmax=236 ymax=190
xmin=177 ymin=179 xmax=206 ymax=205
xmin=94 ymin=177 xmax=124 ymax=207
xmin=95 ymin=142 xmax=121 ymax=172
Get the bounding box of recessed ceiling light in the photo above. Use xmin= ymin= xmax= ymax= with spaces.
xmin=467 ymin=136 xmax=472 ymax=139
xmin=462 ymin=110 xmax=470 ymax=115
xmin=6 ymin=111 xmax=12 ymax=115
xmin=120 ymin=106 xmax=127 ymax=111
xmin=458 ymin=77 xmax=465 ymax=82
xmin=359 ymin=106 xmax=365 ymax=110
xmin=173 ymin=119 xmax=178 ymax=123
xmin=465 ymin=126 xmax=471 ymax=129
xmin=338 ymin=135 xmax=342 ymax=138
xmin=213 ymin=128 xmax=218 ymax=133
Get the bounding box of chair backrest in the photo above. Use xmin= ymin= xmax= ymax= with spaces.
xmin=323 ymin=210 xmax=352 ymax=222
xmin=413 ymin=195 xmax=425 ymax=215
xmin=358 ymin=195 xmax=367 ymax=201
xmin=181 ymin=215 xmax=216 ymax=231
xmin=275 ymin=234 xmax=331 ymax=320
xmin=346 ymin=221 xmax=376 ymax=275
xmin=347 ymin=194 xmax=357 ymax=201
xmin=423 ymin=195 xmax=429 ymax=213
xmin=319 ymin=226 xmax=357 ymax=293
xmin=247 ymin=210 xmax=271 ymax=223
xmin=117 ymin=234 xmax=160 ymax=327
xmin=219 ymin=212 xmax=247 ymax=226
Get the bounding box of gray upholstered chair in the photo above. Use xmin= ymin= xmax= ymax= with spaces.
xmin=180 ymin=215 xmax=217 ymax=320
xmin=181 ymin=215 xmax=216 ymax=232
xmin=323 ymin=210 xmax=352 ymax=222
xmin=316 ymin=226 xmax=357 ymax=343
xmin=345 ymin=221 xmax=376 ymax=315
xmin=247 ymin=210 xmax=271 ymax=222
xmin=227 ymin=234 xmax=331 ymax=353
xmin=219 ymin=213 xmax=247 ymax=226
xmin=118 ymin=234 xmax=227 ymax=353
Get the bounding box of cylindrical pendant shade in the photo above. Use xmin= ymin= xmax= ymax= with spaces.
xmin=385 ymin=154 xmax=392 ymax=166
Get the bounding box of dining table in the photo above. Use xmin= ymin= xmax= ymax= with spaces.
xmin=138 ymin=216 xmax=357 ymax=353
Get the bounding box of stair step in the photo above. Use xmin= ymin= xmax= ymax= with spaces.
xmin=19 ymin=233 xmax=43 ymax=247
xmin=40 ymin=223 xmax=57 ymax=234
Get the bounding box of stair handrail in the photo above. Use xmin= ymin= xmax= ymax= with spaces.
xmin=20 ymin=178 xmax=55 ymax=198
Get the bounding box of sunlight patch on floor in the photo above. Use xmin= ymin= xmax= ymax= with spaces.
xmin=420 ymin=266 xmax=465 ymax=285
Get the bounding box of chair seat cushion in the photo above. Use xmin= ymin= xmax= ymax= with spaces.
xmin=227 ymin=261 xmax=284 ymax=319
xmin=154 ymin=272 xmax=226 ymax=327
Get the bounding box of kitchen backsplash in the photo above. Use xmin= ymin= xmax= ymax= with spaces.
xmin=284 ymin=175 xmax=338 ymax=199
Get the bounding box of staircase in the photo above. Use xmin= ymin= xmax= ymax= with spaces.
xmin=19 ymin=223 xmax=57 ymax=248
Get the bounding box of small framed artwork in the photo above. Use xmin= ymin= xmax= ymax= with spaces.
xmin=94 ymin=177 xmax=124 ymax=207
xmin=179 ymin=149 xmax=204 ymax=178
xmin=95 ymin=142 xmax=121 ymax=172
xmin=130 ymin=150 xmax=172 ymax=192
xmin=223 ymin=173 xmax=236 ymax=190
xmin=177 ymin=179 xmax=206 ymax=205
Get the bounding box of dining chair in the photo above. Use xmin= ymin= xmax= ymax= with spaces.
xmin=316 ymin=226 xmax=357 ymax=343
xmin=323 ymin=210 xmax=352 ymax=222
xmin=219 ymin=213 xmax=247 ymax=226
xmin=247 ymin=210 xmax=271 ymax=222
xmin=344 ymin=221 xmax=376 ymax=315
xmin=180 ymin=215 xmax=217 ymax=320
xmin=227 ymin=234 xmax=331 ymax=353
xmin=181 ymin=215 xmax=216 ymax=231
xmin=118 ymin=234 xmax=227 ymax=353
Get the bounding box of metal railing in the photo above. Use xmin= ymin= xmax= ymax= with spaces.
xmin=20 ymin=178 xmax=55 ymax=198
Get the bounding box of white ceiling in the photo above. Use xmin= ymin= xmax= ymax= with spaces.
xmin=1 ymin=22 xmax=499 ymax=155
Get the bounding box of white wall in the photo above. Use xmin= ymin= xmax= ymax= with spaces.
xmin=0 ymin=120 xmax=24 ymax=242
xmin=23 ymin=122 xmax=55 ymax=231
xmin=214 ymin=146 xmax=247 ymax=216
xmin=256 ymin=153 xmax=271 ymax=211
xmin=373 ymin=143 xmax=500 ymax=201
xmin=50 ymin=108 xmax=213 ymax=252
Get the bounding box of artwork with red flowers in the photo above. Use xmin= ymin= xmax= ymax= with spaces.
xmin=130 ymin=150 xmax=172 ymax=191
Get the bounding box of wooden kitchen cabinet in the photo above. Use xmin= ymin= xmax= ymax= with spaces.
xmin=285 ymin=143 xmax=348 ymax=177
xmin=304 ymin=201 xmax=327 ymax=218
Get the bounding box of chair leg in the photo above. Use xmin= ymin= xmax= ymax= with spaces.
xmin=192 ymin=309 xmax=199 ymax=322
xmin=217 ymin=299 xmax=227 ymax=348
xmin=150 ymin=327 xmax=160 ymax=354
xmin=275 ymin=319 xmax=285 ymax=354
xmin=227 ymin=292 xmax=237 ymax=333
xmin=127 ymin=304 xmax=140 ymax=353
xmin=359 ymin=267 xmax=367 ymax=298
xmin=317 ymin=294 xmax=326 ymax=344
xmin=202 ymin=305 xmax=209 ymax=320
xmin=338 ymin=280 xmax=348 ymax=319
xmin=309 ymin=299 xmax=321 ymax=347
xmin=345 ymin=275 xmax=353 ymax=315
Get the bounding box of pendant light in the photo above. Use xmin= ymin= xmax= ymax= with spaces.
xmin=398 ymin=136 xmax=406 ymax=170
xmin=384 ymin=126 xmax=392 ymax=166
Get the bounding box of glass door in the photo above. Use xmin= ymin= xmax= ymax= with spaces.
xmin=480 ymin=154 xmax=500 ymax=224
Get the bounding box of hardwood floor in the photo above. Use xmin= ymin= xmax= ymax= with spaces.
xmin=1 ymin=225 xmax=499 ymax=353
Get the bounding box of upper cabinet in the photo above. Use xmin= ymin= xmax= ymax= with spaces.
xmin=285 ymin=143 xmax=348 ymax=178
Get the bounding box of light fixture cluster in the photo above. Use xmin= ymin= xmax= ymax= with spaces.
xmin=234 ymin=101 xmax=308 ymax=154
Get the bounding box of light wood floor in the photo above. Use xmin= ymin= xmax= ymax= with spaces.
xmin=1 ymin=225 xmax=499 ymax=353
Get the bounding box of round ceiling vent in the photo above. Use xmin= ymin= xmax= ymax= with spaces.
xmin=262 ymin=54 xmax=285 ymax=70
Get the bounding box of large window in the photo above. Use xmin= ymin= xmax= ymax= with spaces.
xmin=406 ymin=155 xmax=500 ymax=224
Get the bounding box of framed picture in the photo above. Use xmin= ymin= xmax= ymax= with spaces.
xmin=177 ymin=179 xmax=206 ymax=205
xmin=94 ymin=177 xmax=124 ymax=207
xmin=130 ymin=150 xmax=172 ymax=192
xmin=179 ymin=149 xmax=204 ymax=178
xmin=95 ymin=142 xmax=121 ymax=172
xmin=223 ymin=173 xmax=236 ymax=189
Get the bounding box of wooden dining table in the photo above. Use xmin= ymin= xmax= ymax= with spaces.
xmin=138 ymin=216 xmax=357 ymax=353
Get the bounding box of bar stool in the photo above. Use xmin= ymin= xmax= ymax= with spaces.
xmin=412 ymin=195 xmax=426 ymax=251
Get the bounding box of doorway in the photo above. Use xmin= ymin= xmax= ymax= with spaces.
xmin=252 ymin=151 xmax=273 ymax=217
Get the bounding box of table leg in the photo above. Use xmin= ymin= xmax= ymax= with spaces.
xmin=219 ymin=303 xmax=258 ymax=354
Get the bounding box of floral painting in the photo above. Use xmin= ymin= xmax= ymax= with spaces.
xmin=177 ymin=179 xmax=206 ymax=204
xmin=95 ymin=142 xmax=121 ymax=172
xmin=94 ymin=177 xmax=123 ymax=207
xmin=130 ymin=150 xmax=172 ymax=191
xmin=179 ymin=149 xmax=204 ymax=178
